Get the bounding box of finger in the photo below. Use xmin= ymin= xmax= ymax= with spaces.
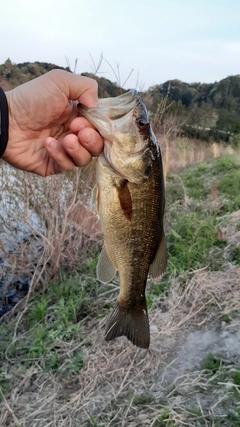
xmin=62 ymin=134 xmax=93 ymax=167
xmin=45 ymin=137 xmax=76 ymax=172
xmin=77 ymin=128 xmax=103 ymax=157
xmin=70 ymin=116 xmax=96 ymax=134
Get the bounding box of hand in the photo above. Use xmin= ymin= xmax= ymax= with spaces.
xmin=3 ymin=70 xmax=103 ymax=176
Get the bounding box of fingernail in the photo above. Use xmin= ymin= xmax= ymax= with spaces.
xmin=69 ymin=140 xmax=78 ymax=151
xmin=47 ymin=138 xmax=57 ymax=150
xmin=84 ymin=133 xmax=94 ymax=147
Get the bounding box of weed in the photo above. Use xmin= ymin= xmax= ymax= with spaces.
xmin=153 ymin=407 xmax=175 ymax=427
xmin=87 ymin=414 xmax=100 ymax=426
xmin=214 ymin=156 xmax=239 ymax=173
xmin=187 ymin=407 xmax=202 ymax=417
xmin=165 ymin=173 xmax=186 ymax=206
xmin=59 ymin=352 xmax=84 ymax=374
xmin=44 ymin=352 xmax=59 ymax=372
xmin=0 ymin=256 xmax=105 ymax=375
xmin=184 ymin=172 xmax=209 ymax=199
xmin=167 ymin=213 xmax=226 ymax=274
xmin=133 ymin=393 xmax=155 ymax=405
xmin=231 ymin=369 xmax=240 ymax=389
xmin=221 ymin=314 xmax=231 ymax=324
xmin=1 ymin=155 xmax=240 ymax=426
xmin=28 ymin=295 xmax=48 ymax=323
xmin=0 ymin=372 xmax=10 ymax=402
xmin=226 ymin=406 xmax=240 ymax=424
xmin=146 ymin=279 xmax=171 ymax=309
xmin=81 ymin=252 xmax=99 ymax=274
xmin=201 ymin=353 xmax=222 ymax=374
xmin=228 ymin=247 xmax=240 ymax=264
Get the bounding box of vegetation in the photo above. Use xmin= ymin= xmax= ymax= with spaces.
xmin=0 ymin=58 xmax=71 ymax=90
xmin=1 ymin=56 xmax=240 ymax=427
xmin=1 ymin=58 xmax=240 ymax=145
xmin=0 ymin=58 xmax=124 ymax=98
xmin=143 ymin=75 xmax=240 ymax=143
xmin=1 ymin=154 xmax=240 ymax=425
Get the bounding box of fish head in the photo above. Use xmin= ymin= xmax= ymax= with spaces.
xmin=78 ymin=90 xmax=159 ymax=183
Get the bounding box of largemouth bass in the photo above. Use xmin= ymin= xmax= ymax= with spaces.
xmin=78 ymin=90 xmax=167 ymax=349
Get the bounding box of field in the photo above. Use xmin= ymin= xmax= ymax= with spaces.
xmin=0 ymin=140 xmax=240 ymax=426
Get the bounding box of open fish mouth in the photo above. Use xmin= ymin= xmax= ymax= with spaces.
xmin=78 ymin=89 xmax=141 ymax=137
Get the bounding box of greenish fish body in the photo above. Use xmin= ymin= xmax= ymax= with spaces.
xmin=78 ymin=90 xmax=167 ymax=348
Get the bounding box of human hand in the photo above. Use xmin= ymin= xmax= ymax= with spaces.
xmin=3 ymin=70 xmax=103 ymax=176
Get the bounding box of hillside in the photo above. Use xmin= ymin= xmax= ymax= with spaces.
xmin=1 ymin=58 xmax=240 ymax=143
xmin=0 ymin=59 xmax=123 ymax=98
xmin=143 ymin=75 xmax=240 ymax=141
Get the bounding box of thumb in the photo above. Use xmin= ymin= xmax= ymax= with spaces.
xmin=48 ymin=69 xmax=98 ymax=107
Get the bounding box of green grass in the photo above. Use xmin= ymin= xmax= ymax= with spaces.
xmin=228 ymin=247 xmax=240 ymax=264
xmin=132 ymin=393 xmax=155 ymax=405
xmin=201 ymin=353 xmax=223 ymax=374
xmin=153 ymin=407 xmax=175 ymax=427
xmin=2 ymin=157 xmax=239 ymax=368
xmin=1 ymin=154 xmax=240 ymax=426
xmin=0 ymin=253 xmax=111 ymax=376
xmin=165 ymin=155 xmax=240 ymax=278
xmin=231 ymin=369 xmax=240 ymax=390
xmin=167 ymin=213 xmax=226 ymax=273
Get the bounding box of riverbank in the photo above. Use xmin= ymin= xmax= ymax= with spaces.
xmin=1 ymin=155 xmax=240 ymax=426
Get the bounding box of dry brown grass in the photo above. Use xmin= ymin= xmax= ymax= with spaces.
xmin=1 ymin=261 xmax=240 ymax=426
xmin=0 ymin=160 xmax=101 ymax=291
xmin=1 ymin=149 xmax=240 ymax=426
xmin=159 ymin=136 xmax=235 ymax=179
xmin=1 ymin=204 xmax=240 ymax=427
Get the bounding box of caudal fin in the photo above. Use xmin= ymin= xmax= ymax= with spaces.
xmin=104 ymin=301 xmax=150 ymax=349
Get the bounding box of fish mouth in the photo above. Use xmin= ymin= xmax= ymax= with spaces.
xmin=78 ymin=89 xmax=139 ymax=137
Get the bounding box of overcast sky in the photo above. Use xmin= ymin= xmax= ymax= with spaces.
xmin=1 ymin=0 xmax=239 ymax=90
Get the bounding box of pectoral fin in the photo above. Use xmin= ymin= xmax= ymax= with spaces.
xmin=116 ymin=181 xmax=132 ymax=221
xmin=149 ymin=232 xmax=167 ymax=280
xmin=97 ymin=245 xmax=117 ymax=284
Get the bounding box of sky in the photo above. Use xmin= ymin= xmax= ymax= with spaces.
xmin=1 ymin=0 xmax=240 ymax=90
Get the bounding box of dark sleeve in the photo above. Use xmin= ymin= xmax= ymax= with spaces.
xmin=0 ymin=87 xmax=9 ymax=158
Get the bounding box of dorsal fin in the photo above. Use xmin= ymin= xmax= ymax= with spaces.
xmin=116 ymin=180 xmax=132 ymax=221
xmin=149 ymin=232 xmax=167 ymax=280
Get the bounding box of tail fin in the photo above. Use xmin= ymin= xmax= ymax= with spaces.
xmin=104 ymin=301 xmax=150 ymax=349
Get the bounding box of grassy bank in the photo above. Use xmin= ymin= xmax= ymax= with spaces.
xmin=1 ymin=154 xmax=240 ymax=426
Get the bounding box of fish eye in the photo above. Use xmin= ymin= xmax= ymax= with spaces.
xmin=137 ymin=117 xmax=149 ymax=130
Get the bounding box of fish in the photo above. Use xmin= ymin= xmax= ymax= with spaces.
xmin=78 ymin=90 xmax=167 ymax=349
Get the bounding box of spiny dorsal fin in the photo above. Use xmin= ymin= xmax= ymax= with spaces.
xmin=149 ymin=232 xmax=167 ymax=280
xmin=116 ymin=181 xmax=132 ymax=221
xmin=97 ymin=245 xmax=117 ymax=284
